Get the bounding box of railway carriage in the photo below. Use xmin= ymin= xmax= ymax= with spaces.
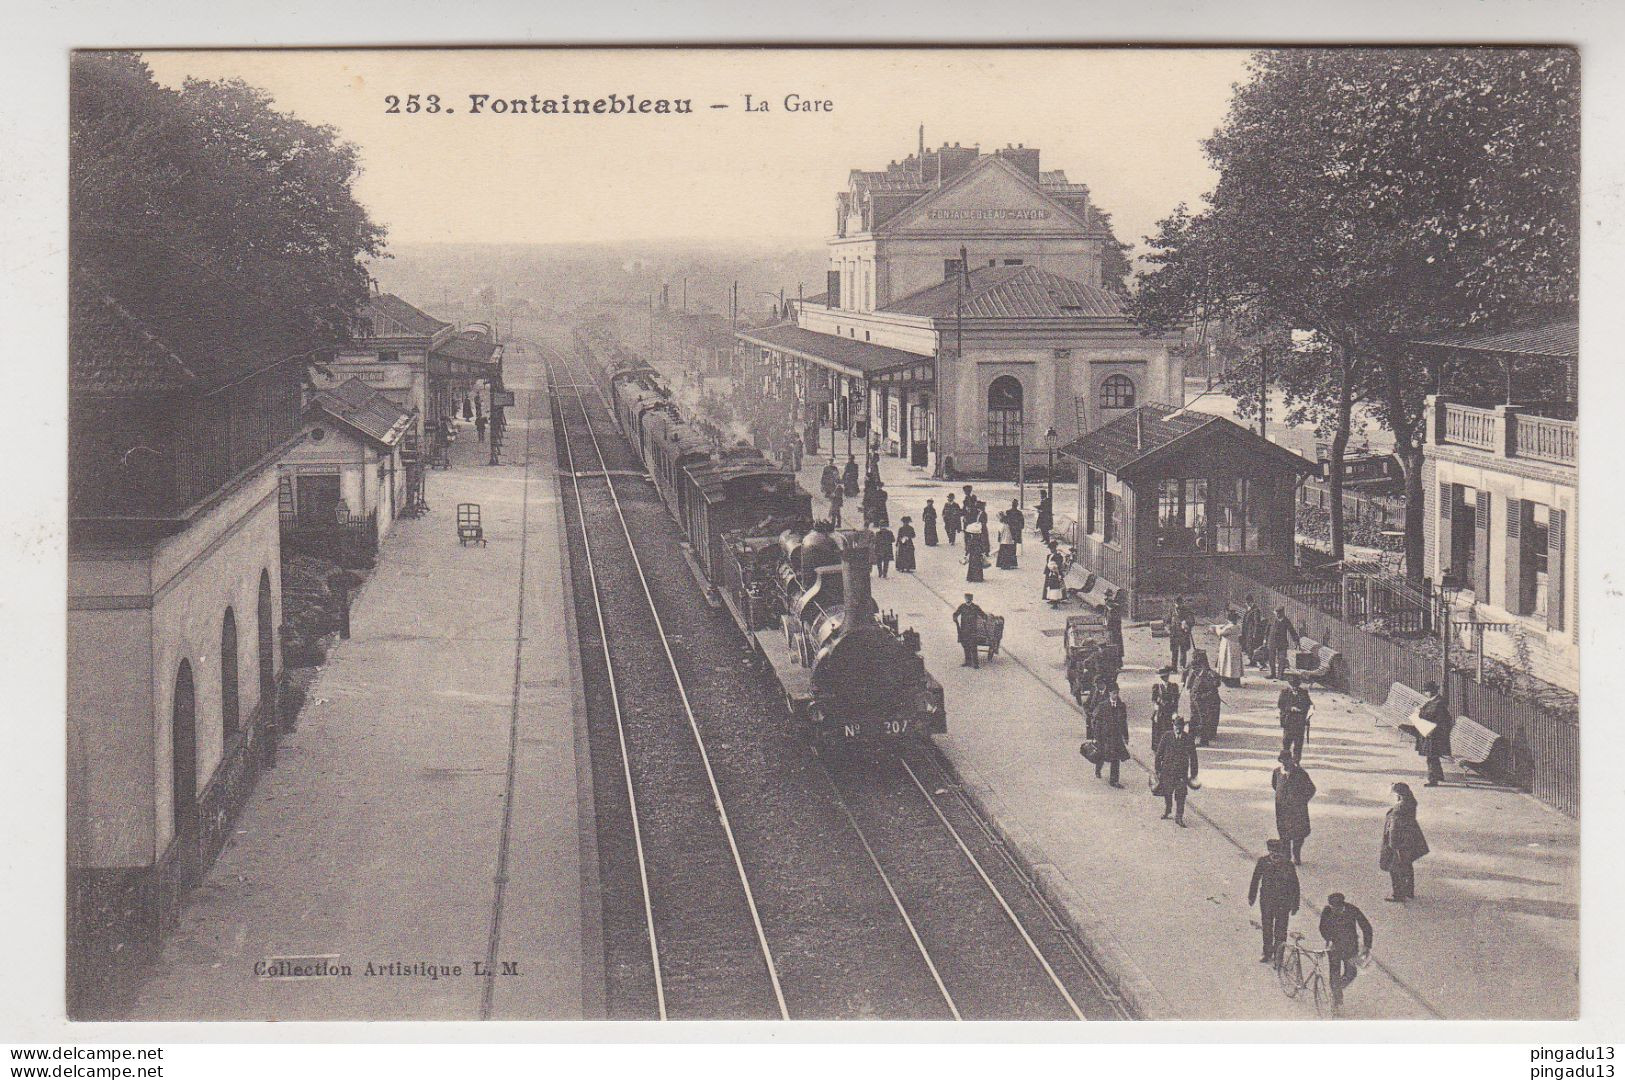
xmin=573 ymin=329 xmax=945 ymax=747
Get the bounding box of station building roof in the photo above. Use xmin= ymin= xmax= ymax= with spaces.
xmin=883 ymin=265 xmax=1128 ymax=320
xmin=306 ymin=376 xmax=414 ymax=448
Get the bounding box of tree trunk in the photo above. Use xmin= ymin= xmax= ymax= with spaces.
xmin=1376 ymin=355 xmax=1428 ymax=583
xmin=1326 ymin=362 xmax=1354 ymax=562
xmin=1398 ymin=443 xmax=1426 ymax=582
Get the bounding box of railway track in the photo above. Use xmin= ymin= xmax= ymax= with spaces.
xmin=542 ymin=335 xmax=1132 ymax=1021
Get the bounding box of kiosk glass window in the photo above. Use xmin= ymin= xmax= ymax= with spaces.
xmin=1211 ymin=478 xmax=1259 ymax=553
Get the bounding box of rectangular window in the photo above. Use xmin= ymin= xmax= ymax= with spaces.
xmin=1156 ymin=479 xmax=1190 ymax=554
xmin=1185 ymin=479 xmax=1208 ymax=551
xmin=1529 ymin=503 xmax=1550 ymax=618
xmin=378 ymin=350 xmax=399 ymax=365
xmin=1212 ymin=478 xmax=1243 ymax=553
xmin=826 ymin=269 xmax=841 ymax=306
xmin=1003 ymin=258 xmax=1024 ymax=266
xmin=944 ymin=259 xmax=964 ymax=280
xmin=1103 ymin=491 xmax=1121 ymax=546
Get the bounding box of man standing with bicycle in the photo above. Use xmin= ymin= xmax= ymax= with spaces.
xmin=1318 ymin=892 xmax=1374 ymax=1010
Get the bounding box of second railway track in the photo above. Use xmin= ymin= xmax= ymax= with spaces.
xmin=542 ymin=337 xmax=1131 ymax=1021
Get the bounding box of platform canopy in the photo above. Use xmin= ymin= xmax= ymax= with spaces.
xmin=736 ymin=323 xmax=933 ymax=382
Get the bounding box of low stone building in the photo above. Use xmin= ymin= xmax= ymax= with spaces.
xmin=279 ymin=376 xmax=413 ymax=543
xmin=67 ymin=268 xmax=313 ymax=1011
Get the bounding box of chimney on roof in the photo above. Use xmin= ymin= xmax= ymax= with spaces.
xmin=1136 ymin=410 xmax=1145 ymax=451
xmin=918 ymin=123 xmax=924 ymax=158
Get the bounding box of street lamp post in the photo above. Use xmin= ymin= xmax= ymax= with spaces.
xmin=1044 ymin=426 xmax=1059 ymax=512
xmin=1016 ymin=423 xmax=1026 ymax=508
xmin=1437 ymin=572 xmax=1458 ymax=711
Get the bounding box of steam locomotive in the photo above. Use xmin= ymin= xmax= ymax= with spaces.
xmin=572 ymin=328 xmax=945 ymax=744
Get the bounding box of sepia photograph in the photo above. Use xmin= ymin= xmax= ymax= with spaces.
xmin=46 ymin=37 xmax=1594 ymax=1037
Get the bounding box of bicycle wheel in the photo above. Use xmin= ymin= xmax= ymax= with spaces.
xmin=1309 ymin=972 xmax=1327 ymax=1017
xmin=1276 ymin=947 xmax=1302 ymax=999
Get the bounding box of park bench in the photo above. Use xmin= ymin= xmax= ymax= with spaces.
xmin=1069 ymin=571 xmax=1119 ymax=612
xmin=1449 ymin=714 xmax=1507 ymax=776
xmin=1377 ymin=680 xmax=1507 ymax=779
xmin=1376 ymin=681 xmax=1431 ymax=733
xmin=1291 ymin=637 xmax=1341 ymax=684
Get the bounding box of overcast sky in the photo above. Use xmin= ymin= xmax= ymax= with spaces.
xmin=141 ymin=48 xmax=1254 ymax=256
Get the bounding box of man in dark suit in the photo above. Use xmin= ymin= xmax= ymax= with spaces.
xmin=1417 ymin=680 xmax=1454 ymax=786
xmin=1277 ymin=675 xmax=1313 ymax=762
xmin=1249 ymin=839 xmax=1301 ymax=962
xmin=1318 ymin=892 xmax=1374 ymax=1010
xmin=953 ymin=593 xmax=985 ymax=669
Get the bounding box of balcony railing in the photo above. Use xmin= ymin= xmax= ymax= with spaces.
xmin=1442 ymin=403 xmax=1498 ymax=451
xmin=1433 ymin=399 xmax=1576 ymax=468
xmin=1512 ymin=413 xmax=1577 ymax=466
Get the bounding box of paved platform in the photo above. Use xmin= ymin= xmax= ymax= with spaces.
xmin=795 ymin=442 xmax=1579 ymax=1021
xmin=125 ymin=348 xmax=599 ymax=1021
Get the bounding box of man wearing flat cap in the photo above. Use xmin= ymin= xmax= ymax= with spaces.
xmin=1248 ymin=838 xmax=1300 ymax=963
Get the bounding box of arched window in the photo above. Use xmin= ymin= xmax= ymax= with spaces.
xmin=1101 ymin=374 xmax=1137 ymax=410
xmin=221 ymin=608 xmax=239 ymax=742
xmin=986 ymin=376 xmax=1024 ymax=476
xmin=172 ymin=660 xmax=197 ymax=832
xmin=257 ymin=571 xmax=276 ymax=719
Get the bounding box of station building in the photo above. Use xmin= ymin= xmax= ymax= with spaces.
xmin=67 ymin=267 xmax=313 ymax=1011
xmin=736 ymin=135 xmax=1180 ymax=478
xmin=311 ymin=291 xmax=502 ymax=502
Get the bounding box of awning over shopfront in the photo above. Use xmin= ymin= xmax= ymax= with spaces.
xmin=736 ymin=323 xmax=933 ymax=382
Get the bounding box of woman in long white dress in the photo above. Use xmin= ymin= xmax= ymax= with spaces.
xmin=1214 ymin=611 xmax=1245 ymax=687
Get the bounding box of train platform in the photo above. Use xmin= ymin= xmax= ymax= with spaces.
xmin=124 ymin=345 xmax=600 ymax=1021
xmin=793 ymin=446 xmax=1579 ymax=1021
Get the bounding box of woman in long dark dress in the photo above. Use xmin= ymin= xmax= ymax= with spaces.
xmin=1380 ymin=782 xmax=1429 ymax=901
xmin=963 ymin=513 xmax=985 ymax=581
xmin=922 ymin=500 xmax=939 ymax=546
xmin=894 ymin=516 xmax=917 ymax=573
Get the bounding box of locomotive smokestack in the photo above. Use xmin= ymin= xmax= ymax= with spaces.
xmin=837 ymin=531 xmax=877 ymax=619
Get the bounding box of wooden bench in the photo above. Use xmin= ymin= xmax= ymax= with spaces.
xmin=1450 ymin=715 xmax=1506 ymax=776
xmin=1291 ymin=637 xmax=1340 ymax=683
xmin=1376 ymin=681 xmax=1430 ymax=732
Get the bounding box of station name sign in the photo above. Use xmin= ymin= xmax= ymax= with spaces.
xmin=927 ymin=209 xmax=1051 ymax=220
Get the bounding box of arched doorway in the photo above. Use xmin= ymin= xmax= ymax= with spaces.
xmin=986 ymin=376 xmax=1024 ymax=477
xmin=171 ymin=660 xmax=197 ymax=838
xmin=221 ymin=609 xmax=239 ymax=743
xmin=257 ymin=571 xmax=276 ymax=728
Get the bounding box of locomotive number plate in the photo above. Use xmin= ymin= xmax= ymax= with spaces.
xmin=840 ymin=718 xmax=913 ymax=738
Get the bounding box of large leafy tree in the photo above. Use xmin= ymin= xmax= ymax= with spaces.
xmin=1135 ymin=48 xmax=1578 ymax=577
xmin=70 ymin=51 xmax=386 ymax=349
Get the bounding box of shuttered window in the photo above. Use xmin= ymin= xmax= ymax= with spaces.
xmin=1474 ymin=489 xmax=1492 ymax=600
xmin=1548 ymin=508 xmax=1566 ymax=633
xmin=1505 ymin=497 xmax=1525 ymax=615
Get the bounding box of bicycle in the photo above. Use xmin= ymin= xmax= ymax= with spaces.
xmin=1274 ymin=931 xmax=1333 ymax=1016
